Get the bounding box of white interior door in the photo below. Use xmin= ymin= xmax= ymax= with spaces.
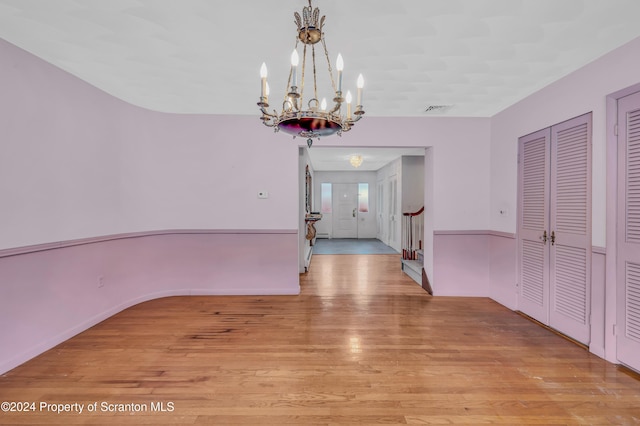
xmin=377 ymin=181 xmax=385 ymax=242
xmin=333 ymin=183 xmax=358 ymax=238
xmin=518 ymin=128 xmax=551 ymax=324
xmin=388 ymin=175 xmax=400 ymax=250
xmin=617 ymin=90 xmax=640 ymax=372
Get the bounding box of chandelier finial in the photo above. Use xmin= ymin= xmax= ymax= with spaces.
xmin=295 ymin=1 xmax=324 ymax=45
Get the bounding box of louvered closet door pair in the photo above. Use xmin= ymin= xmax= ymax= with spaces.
xmin=518 ymin=113 xmax=592 ymax=345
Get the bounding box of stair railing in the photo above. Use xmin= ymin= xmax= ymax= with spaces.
xmin=402 ymin=207 xmax=424 ymax=261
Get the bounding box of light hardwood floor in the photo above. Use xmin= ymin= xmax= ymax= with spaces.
xmin=1 ymin=254 xmax=639 ymax=425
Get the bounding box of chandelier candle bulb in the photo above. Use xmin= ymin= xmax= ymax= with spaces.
xmin=291 ymin=50 xmax=299 ymax=89
xmin=336 ymin=54 xmax=344 ymax=93
xmin=321 ymin=98 xmax=327 ymax=111
xmin=260 ymin=63 xmax=268 ymax=99
xmin=265 ymin=81 xmax=270 ymax=103
xmin=346 ymin=90 xmax=352 ymax=120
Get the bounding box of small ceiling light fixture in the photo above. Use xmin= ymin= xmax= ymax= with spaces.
xmin=350 ymin=155 xmax=363 ymax=168
xmin=258 ymin=0 xmax=365 ymax=148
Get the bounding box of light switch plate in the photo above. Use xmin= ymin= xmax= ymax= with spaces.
xmin=258 ymin=191 xmax=269 ymax=199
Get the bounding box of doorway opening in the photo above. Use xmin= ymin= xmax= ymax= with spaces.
xmin=298 ymin=146 xmax=433 ymax=290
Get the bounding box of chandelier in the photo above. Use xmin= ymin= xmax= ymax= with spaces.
xmin=350 ymin=155 xmax=363 ymax=168
xmin=258 ymin=0 xmax=365 ymax=148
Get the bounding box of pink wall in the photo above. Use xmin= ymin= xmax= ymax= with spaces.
xmin=0 ymin=38 xmax=302 ymax=374
xmin=590 ymin=248 xmax=606 ymax=359
xmin=0 ymin=36 xmax=493 ymax=372
xmin=433 ymin=231 xmax=490 ymax=296
xmin=3 ymin=29 xmax=635 ymax=371
xmin=0 ymin=38 xmax=299 ymax=251
xmin=327 ymin=117 xmax=492 ymax=232
xmin=488 ymin=232 xmax=517 ymax=309
xmin=0 ymin=231 xmax=299 ymax=374
xmin=490 ymin=36 xmax=640 ymax=245
xmin=489 ymin=36 xmax=640 ymax=362
xmin=1 ymin=36 xmax=493 ymax=252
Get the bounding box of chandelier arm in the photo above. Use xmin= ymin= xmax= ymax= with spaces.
xmin=259 ymin=106 xmax=278 ymax=118
xmin=350 ymin=107 xmax=365 ymax=123
xmin=261 ymin=119 xmax=277 ymax=128
xmin=328 ymin=101 xmax=341 ymax=115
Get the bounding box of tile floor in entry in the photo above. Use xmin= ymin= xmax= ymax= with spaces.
xmin=312 ymin=238 xmax=398 ymax=255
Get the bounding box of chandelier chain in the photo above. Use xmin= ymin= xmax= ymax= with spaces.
xmin=300 ymin=41 xmax=307 ymax=109
xmin=321 ymin=37 xmax=337 ymax=95
xmin=321 ymin=36 xmax=342 ymax=114
xmin=312 ymin=45 xmax=318 ymax=102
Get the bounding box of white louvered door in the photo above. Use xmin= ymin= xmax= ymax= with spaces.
xmin=518 ymin=128 xmax=551 ymax=324
xmin=617 ymin=91 xmax=640 ymax=372
xmin=518 ymin=114 xmax=592 ymax=345
xmin=549 ymin=115 xmax=592 ymax=344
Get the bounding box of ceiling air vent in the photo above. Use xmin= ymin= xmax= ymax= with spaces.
xmin=424 ymin=105 xmax=453 ymax=114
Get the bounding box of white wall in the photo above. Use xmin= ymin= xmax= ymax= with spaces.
xmin=402 ymin=156 xmax=425 ymax=213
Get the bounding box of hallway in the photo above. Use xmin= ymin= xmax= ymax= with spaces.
xmin=1 ymin=254 xmax=639 ymax=424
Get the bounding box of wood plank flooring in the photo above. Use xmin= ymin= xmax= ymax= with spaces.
xmin=1 ymin=254 xmax=639 ymax=425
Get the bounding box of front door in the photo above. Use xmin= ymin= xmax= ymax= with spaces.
xmin=333 ymin=183 xmax=358 ymax=238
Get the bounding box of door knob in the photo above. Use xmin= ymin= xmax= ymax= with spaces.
xmin=352 ymin=208 xmax=356 ymax=218
xmin=542 ymin=230 xmax=547 ymax=244
xmin=551 ymin=231 xmax=555 ymax=245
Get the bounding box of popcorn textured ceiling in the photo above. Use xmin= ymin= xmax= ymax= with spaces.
xmin=0 ymin=0 xmax=639 ymax=117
